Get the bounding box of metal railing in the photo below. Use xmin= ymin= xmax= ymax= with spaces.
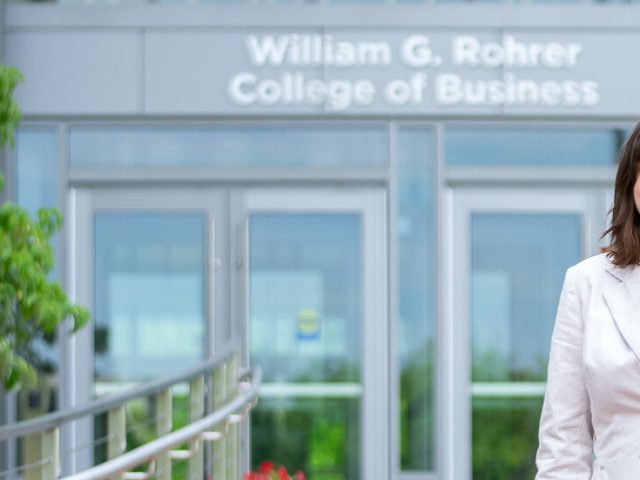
xmin=0 ymin=345 xmax=261 ymax=479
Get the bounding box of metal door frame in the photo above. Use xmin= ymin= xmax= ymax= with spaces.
xmin=231 ymin=187 xmax=389 ymax=480
xmin=68 ymin=186 xmax=226 ymax=475
xmin=442 ymin=187 xmax=602 ymax=480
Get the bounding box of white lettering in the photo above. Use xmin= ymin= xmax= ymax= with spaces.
xmin=452 ymin=36 xmax=480 ymax=67
xmin=542 ymin=43 xmax=567 ymax=68
xmin=333 ymin=41 xmax=357 ymax=66
xmin=401 ymin=35 xmax=433 ymax=67
xmin=245 ymin=35 xmax=290 ymax=67
xmin=227 ymin=73 xmax=257 ymax=105
xmin=385 ymin=79 xmax=410 ymax=105
xmin=410 ymin=73 xmax=428 ymax=103
xmin=326 ymin=80 xmax=352 ymax=110
xmin=582 ymin=81 xmax=600 ymax=106
xmin=540 ymin=80 xmax=562 ymax=106
xmin=235 ymin=34 xmax=597 ymax=111
xmin=482 ymin=42 xmax=506 ymax=68
xmin=245 ymin=34 xmax=391 ymax=67
xmin=228 ymin=72 xmax=376 ymax=110
xmin=562 ymin=81 xmax=582 ymax=106
xmin=256 ymin=79 xmax=282 ymax=104
xmin=434 ymin=73 xmax=600 ymax=106
xmin=353 ymin=81 xmax=376 ymax=105
xmin=435 ymin=73 xmax=600 ymax=107
xmin=436 ymin=74 xmax=464 ymax=105
xmin=453 ymin=35 xmax=584 ymax=68
xmin=356 ymin=41 xmax=392 ymax=66
xmin=305 ymin=80 xmax=327 ymax=105
xmin=565 ymin=44 xmax=583 ymax=67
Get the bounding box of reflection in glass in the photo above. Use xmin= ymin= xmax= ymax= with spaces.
xmin=70 ymin=125 xmax=387 ymax=168
xmin=13 ymin=127 xmax=61 ymax=470
xmin=470 ymin=212 xmax=581 ymax=479
xmin=16 ymin=127 xmax=58 ymax=220
xmin=249 ymin=213 xmax=361 ymax=479
xmin=471 ymin=213 xmax=581 ymax=382
xmin=397 ymin=127 xmax=436 ymax=472
xmin=447 ymin=127 xmax=624 ymax=166
xmin=15 ymin=127 xmax=60 ymax=425
xmin=249 ymin=213 xmax=361 ymax=384
xmin=472 ymin=397 xmax=543 ymax=479
xmin=16 ymin=127 xmax=60 ymax=371
xmin=94 ymin=213 xmax=206 ymax=384
xmin=251 ymin=398 xmax=360 ymax=479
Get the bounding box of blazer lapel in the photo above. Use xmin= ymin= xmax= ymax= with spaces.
xmin=603 ymin=260 xmax=640 ymax=363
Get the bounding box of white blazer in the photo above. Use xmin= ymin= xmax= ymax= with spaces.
xmin=535 ymin=251 xmax=640 ymax=480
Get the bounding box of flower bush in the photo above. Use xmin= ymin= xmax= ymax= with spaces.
xmin=244 ymin=460 xmax=306 ymax=480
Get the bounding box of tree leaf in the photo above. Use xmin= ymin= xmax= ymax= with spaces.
xmin=0 ymin=64 xmax=91 ymax=391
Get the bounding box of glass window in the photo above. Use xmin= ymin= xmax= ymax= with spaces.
xmin=252 ymin=398 xmax=360 ymax=479
xmin=397 ymin=127 xmax=437 ymax=472
xmin=470 ymin=212 xmax=582 ymax=478
xmin=249 ymin=213 xmax=362 ymax=479
xmin=472 ymin=396 xmax=545 ymax=478
xmin=446 ymin=126 xmax=624 ymax=166
xmin=94 ymin=212 xmax=207 ymax=386
xmin=14 ymin=127 xmax=60 ymax=417
xmin=16 ymin=127 xmax=59 ymax=219
xmin=70 ymin=125 xmax=387 ymax=169
xmin=16 ymin=126 xmax=60 ymax=284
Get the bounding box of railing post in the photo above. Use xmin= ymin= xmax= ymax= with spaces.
xmin=0 ymin=349 xmax=256 ymax=480
xmin=23 ymin=373 xmax=53 ymax=480
xmin=107 ymin=405 xmax=126 ymax=480
xmin=225 ymin=354 xmax=239 ymax=480
xmin=189 ymin=376 xmax=205 ymax=480
xmin=212 ymin=362 xmax=227 ymax=480
xmin=40 ymin=427 xmax=59 ymax=480
xmin=155 ymin=388 xmax=172 ymax=480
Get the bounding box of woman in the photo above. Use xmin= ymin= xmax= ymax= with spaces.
xmin=535 ymin=121 xmax=640 ymax=479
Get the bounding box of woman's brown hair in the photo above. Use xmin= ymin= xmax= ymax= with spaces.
xmin=600 ymin=121 xmax=640 ymax=267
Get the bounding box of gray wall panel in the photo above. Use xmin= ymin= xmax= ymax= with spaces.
xmin=145 ymin=29 xmax=324 ymax=114
xmin=6 ymin=31 xmax=142 ymax=115
xmin=9 ymin=4 xmax=640 ymax=29
xmin=501 ymin=32 xmax=640 ymax=116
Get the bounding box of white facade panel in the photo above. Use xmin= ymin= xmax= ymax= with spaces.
xmin=6 ymin=31 xmax=143 ymax=115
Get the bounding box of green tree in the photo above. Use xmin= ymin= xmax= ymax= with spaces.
xmin=0 ymin=64 xmax=89 ymax=390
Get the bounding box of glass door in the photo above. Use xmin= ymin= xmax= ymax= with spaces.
xmin=447 ymin=188 xmax=601 ymax=480
xmin=233 ymin=189 xmax=388 ymax=480
xmin=70 ymin=187 xmax=225 ymax=472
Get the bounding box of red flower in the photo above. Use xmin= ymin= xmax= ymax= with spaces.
xmin=245 ymin=461 xmax=305 ymax=480
xmin=277 ymin=465 xmax=289 ymax=480
xmin=259 ymin=461 xmax=275 ymax=474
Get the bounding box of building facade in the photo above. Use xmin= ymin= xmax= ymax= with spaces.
xmin=1 ymin=2 xmax=635 ymax=479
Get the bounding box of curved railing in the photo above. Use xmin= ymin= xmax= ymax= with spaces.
xmin=0 ymin=345 xmax=261 ymax=480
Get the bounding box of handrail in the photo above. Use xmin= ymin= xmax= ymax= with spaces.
xmin=60 ymin=367 xmax=262 ymax=480
xmin=0 ymin=343 xmax=236 ymax=441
